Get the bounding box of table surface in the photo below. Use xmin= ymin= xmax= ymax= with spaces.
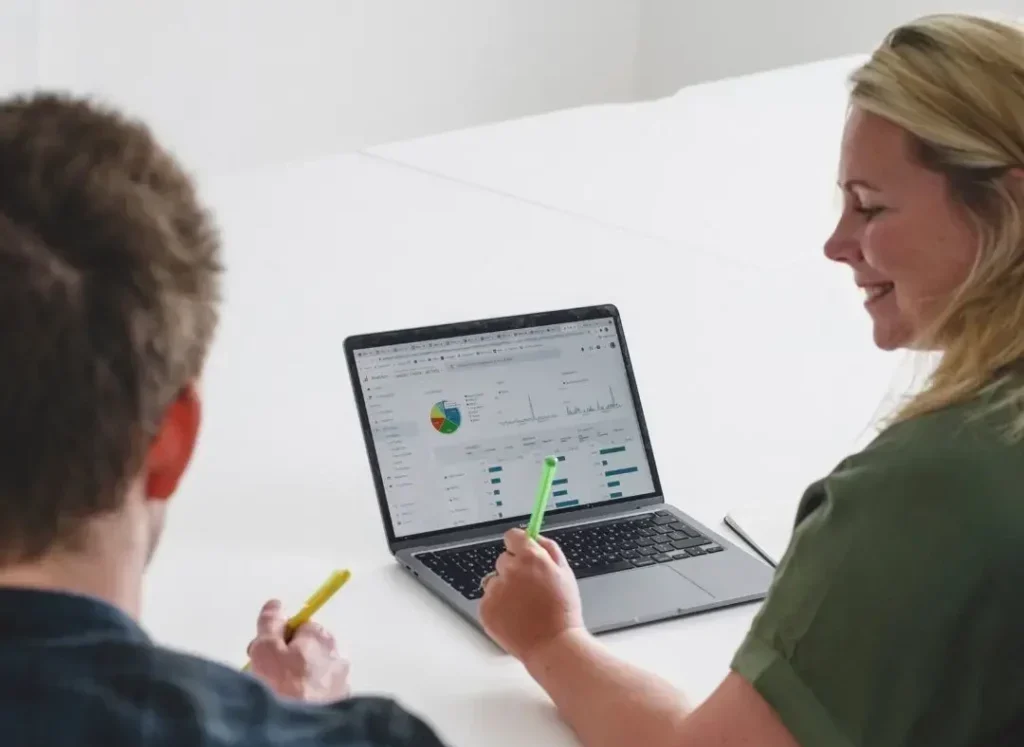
xmin=140 ymin=60 xmax=911 ymax=743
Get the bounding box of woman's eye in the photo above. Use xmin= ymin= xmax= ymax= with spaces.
xmin=855 ymin=205 xmax=886 ymax=220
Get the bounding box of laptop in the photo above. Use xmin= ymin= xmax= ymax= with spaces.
xmin=344 ymin=305 xmax=772 ymax=635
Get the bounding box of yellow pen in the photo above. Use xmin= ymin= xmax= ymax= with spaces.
xmin=242 ymin=569 xmax=351 ymax=671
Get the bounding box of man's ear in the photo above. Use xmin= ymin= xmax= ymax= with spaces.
xmin=145 ymin=382 xmax=202 ymax=501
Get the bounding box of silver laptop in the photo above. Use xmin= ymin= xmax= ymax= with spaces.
xmin=345 ymin=305 xmax=772 ymax=636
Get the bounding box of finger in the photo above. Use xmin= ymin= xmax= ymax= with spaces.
xmin=257 ymin=599 xmax=287 ymax=639
xmin=536 ymin=536 xmax=571 ymax=568
xmin=503 ymin=528 xmax=530 ymax=554
xmin=290 ymin=621 xmax=334 ymax=664
xmin=479 ymin=570 xmax=499 ymax=590
xmin=495 ymin=552 xmax=515 ymax=577
xmin=303 ymin=621 xmax=336 ymax=649
xmin=248 ymin=635 xmax=288 ymax=669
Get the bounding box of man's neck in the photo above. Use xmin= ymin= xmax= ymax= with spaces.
xmin=0 ymin=521 xmax=147 ymax=619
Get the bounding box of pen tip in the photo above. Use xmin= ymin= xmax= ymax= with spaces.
xmin=544 ymin=456 xmax=558 ymax=467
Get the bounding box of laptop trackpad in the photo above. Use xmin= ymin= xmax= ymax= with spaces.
xmin=579 ymin=566 xmax=715 ymax=630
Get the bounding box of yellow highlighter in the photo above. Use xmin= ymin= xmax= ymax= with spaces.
xmin=242 ymin=569 xmax=351 ymax=671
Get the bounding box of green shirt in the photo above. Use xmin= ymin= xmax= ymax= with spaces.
xmin=731 ymin=390 xmax=1024 ymax=746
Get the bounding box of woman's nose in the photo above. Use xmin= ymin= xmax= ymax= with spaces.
xmin=824 ymin=216 xmax=863 ymax=265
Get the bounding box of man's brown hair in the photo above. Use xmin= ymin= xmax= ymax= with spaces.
xmin=0 ymin=93 xmax=222 ymax=564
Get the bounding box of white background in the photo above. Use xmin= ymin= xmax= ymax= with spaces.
xmin=2 ymin=1 xmax=1018 ymax=175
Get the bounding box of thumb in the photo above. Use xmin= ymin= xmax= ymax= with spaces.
xmin=536 ymin=536 xmax=570 ymax=568
xmin=256 ymin=599 xmax=288 ymax=639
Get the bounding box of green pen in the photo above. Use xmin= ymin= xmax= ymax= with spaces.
xmin=526 ymin=456 xmax=559 ymax=539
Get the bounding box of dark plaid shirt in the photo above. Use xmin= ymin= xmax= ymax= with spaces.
xmin=0 ymin=587 xmax=446 ymax=746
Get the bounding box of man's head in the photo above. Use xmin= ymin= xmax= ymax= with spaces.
xmin=0 ymin=93 xmax=221 ymax=567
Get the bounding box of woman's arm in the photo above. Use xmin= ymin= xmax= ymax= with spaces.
xmin=480 ymin=530 xmax=797 ymax=747
xmin=527 ymin=629 xmax=797 ymax=747
xmin=524 ymin=628 xmax=689 ymax=747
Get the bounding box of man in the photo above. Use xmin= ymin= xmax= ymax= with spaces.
xmin=0 ymin=93 xmax=444 ymax=746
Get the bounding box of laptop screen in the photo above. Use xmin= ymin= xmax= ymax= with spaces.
xmin=351 ymin=316 xmax=657 ymax=539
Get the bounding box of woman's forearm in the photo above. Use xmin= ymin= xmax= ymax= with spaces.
xmin=525 ymin=629 xmax=691 ymax=747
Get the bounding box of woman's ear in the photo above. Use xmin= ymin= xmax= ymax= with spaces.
xmin=145 ymin=382 xmax=202 ymax=501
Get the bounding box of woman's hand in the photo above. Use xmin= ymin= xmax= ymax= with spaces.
xmin=247 ymin=599 xmax=352 ymax=703
xmin=479 ymin=528 xmax=586 ymax=663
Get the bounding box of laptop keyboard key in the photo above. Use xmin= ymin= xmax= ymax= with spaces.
xmin=419 ymin=513 xmax=711 ymax=596
xmin=705 ymin=545 xmax=724 ymax=553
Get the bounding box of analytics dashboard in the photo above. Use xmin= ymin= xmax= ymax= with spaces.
xmin=353 ymin=318 xmax=656 ymax=538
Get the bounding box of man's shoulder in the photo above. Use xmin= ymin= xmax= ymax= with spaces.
xmin=139 ymin=645 xmax=446 ymax=747
xmin=0 ymin=637 xmax=444 ymax=747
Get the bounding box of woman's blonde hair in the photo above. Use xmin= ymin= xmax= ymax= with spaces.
xmin=850 ymin=14 xmax=1024 ymax=433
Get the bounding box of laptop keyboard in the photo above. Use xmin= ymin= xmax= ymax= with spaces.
xmin=414 ymin=510 xmax=723 ymax=600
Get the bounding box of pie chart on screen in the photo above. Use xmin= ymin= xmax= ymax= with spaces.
xmin=430 ymin=401 xmax=462 ymax=435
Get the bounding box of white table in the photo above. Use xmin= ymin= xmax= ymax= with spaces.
xmin=140 ymin=60 xmax=906 ymax=743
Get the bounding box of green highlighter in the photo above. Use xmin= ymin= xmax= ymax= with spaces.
xmin=526 ymin=456 xmax=559 ymax=539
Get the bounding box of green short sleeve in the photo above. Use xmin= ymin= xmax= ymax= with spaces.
xmin=731 ymin=406 xmax=1024 ymax=747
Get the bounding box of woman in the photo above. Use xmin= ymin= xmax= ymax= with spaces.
xmin=479 ymin=14 xmax=1024 ymax=747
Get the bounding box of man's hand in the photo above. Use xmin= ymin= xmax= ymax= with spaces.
xmin=247 ymin=599 xmax=351 ymax=702
xmin=479 ymin=528 xmax=586 ymax=663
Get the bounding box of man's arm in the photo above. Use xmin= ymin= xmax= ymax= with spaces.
xmin=480 ymin=531 xmax=798 ymax=747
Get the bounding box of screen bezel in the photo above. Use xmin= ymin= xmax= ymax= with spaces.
xmin=343 ymin=304 xmax=665 ymax=552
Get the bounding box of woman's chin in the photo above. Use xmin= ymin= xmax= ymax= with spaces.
xmin=871 ymin=318 xmax=914 ymax=351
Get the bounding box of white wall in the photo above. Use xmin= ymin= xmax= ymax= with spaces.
xmin=12 ymin=0 xmax=637 ymax=175
xmin=5 ymin=2 xmax=1024 ymax=175
xmin=0 ymin=0 xmax=39 ymax=95
xmin=635 ymin=1 xmax=1024 ymax=99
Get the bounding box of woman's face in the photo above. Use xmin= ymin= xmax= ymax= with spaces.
xmin=824 ymin=107 xmax=978 ymax=350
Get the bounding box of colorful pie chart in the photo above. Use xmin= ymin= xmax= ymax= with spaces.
xmin=430 ymin=400 xmax=461 ymax=435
